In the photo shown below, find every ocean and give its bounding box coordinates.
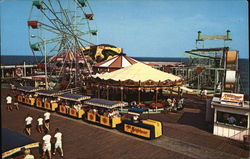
[1,55,249,96]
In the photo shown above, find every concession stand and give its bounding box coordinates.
[123,108,162,139]
[85,62,184,108]
[56,93,90,118]
[35,90,62,111]
[84,98,128,128]
[211,92,249,141]
[16,86,42,106]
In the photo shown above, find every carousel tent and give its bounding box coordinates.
[2,128,39,158]
[94,62,181,82]
[93,54,139,73]
[87,62,184,104]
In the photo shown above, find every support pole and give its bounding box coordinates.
[97,85,100,98]
[2,68,4,78]
[106,85,109,100]
[138,87,141,104]
[178,86,180,100]
[120,87,123,102]
[12,69,15,78]
[24,61,26,77]
[155,88,158,103]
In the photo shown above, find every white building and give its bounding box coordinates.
[211,93,249,141]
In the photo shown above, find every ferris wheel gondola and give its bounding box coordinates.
[28,0,98,89]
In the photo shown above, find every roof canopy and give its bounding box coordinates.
[85,98,128,109]
[91,62,183,87]
[128,108,147,115]
[2,128,39,158]
[93,55,138,68]
[36,90,62,96]
[56,93,90,102]
[16,86,42,92]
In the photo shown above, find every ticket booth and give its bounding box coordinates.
[211,92,249,141]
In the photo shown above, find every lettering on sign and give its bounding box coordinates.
[200,35,227,40]
[221,92,244,106]
[124,124,150,138]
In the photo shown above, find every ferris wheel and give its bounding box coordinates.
[28,0,98,89]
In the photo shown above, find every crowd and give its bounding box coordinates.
[5,93,64,159]
[24,111,64,159]
[165,97,185,112]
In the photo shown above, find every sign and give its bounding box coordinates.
[200,35,227,40]
[124,124,150,138]
[221,92,244,106]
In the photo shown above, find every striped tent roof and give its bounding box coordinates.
[93,55,138,68]
[49,51,92,63]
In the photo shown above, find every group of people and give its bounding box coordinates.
[166,97,185,112]
[42,128,64,159]
[24,111,51,136]
[89,108,121,118]
[24,111,64,159]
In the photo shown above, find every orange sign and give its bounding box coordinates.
[221,92,244,106]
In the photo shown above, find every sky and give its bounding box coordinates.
[0,0,249,58]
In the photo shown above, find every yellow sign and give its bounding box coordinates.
[200,35,227,40]
[124,124,151,138]
[221,92,244,106]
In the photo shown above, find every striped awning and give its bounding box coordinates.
[94,55,138,68]
[85,98,128,109]
[56,93,90,102]
[16,86,42,93]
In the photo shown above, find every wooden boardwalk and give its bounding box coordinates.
[1,88,249,159]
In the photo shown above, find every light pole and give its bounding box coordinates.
[31,35,48,90]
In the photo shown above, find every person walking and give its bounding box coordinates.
[6,94,13,111]
[53,128,64,157]
[13,92,19,110]
[41,132,52,159]
[25,114,33,136]
[44,111,51,131]
[37,115,44,134]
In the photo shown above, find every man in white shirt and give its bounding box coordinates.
[25,114,33,136]
[53,128,64,157]
[42,132,52,159]
[6,94,13,111]
[37,116,44,133]
[44,111,51,131]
